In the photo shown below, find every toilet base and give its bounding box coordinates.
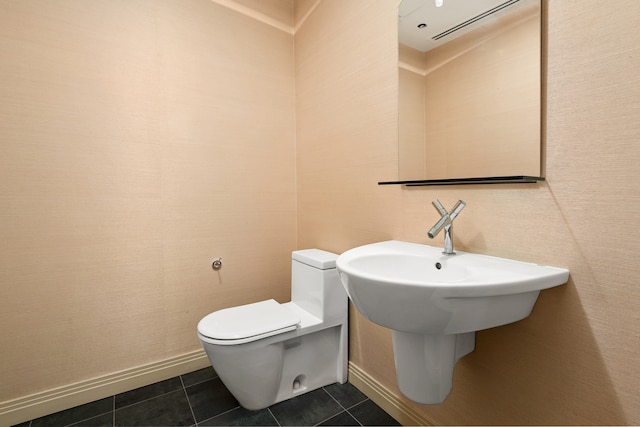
[204,323,348,410]
[274,325,347,404]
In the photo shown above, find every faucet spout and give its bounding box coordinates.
[427,199,466,255]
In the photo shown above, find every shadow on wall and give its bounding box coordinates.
[447,278,626,425]
[350,274,627,425]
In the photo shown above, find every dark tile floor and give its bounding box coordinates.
[14,367,401,426]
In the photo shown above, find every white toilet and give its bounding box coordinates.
[197,249,348,410]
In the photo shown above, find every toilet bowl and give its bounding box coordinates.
[197,249,348,410]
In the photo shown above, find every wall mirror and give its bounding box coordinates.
[383,0,543,186]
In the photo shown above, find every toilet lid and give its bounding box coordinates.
[198,299,300,344]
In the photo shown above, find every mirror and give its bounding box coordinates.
[393,0,542,185]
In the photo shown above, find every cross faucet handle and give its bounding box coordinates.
[449,200,466,220]
[432,199,448,216]
[428,199,466,255]
[431,199,466,220]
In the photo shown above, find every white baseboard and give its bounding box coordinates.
[0,349,210,427]
[348,362,435,426]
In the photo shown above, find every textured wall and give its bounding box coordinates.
[296,0,640,424]
[0,0,295,402]
[2,0,639,424]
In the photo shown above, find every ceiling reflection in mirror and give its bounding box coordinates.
[395,0,542,184]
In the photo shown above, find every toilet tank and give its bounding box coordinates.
[291,249,347,323]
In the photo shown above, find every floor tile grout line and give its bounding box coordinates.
[344,398,374,427]
[344,408,365,427]
[116,392,170,411]
[315,388,363,427]
[197,404,242,425]
[61,408,114,427]
[267,407,282,427]
[114,371,218,412]
[33,372,214,426]
[113,375,218,411]
[314,409,362,427]
[179,375,198,427]
[322,388,372,427]
[344,397,371,411]
[55,396,116,427]
[322,387,347,411]
[180,370,220,389]
[115,384,189,411]
[321,386,370,413]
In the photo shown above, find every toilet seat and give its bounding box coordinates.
[197,299,301,345]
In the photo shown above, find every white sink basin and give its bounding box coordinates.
[336,240,569,403]
[337,240,569,335]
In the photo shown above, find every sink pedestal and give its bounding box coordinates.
[392,331,475,404]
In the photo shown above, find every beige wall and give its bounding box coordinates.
[2,0,639,425]
[296,0,640,425]
[0,0,295,404]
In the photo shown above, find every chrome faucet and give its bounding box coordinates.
[427,199,466,255]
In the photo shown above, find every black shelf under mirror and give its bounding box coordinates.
[378,176,545,186]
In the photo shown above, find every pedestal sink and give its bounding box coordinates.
[336,240,569,404]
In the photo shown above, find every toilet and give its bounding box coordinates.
[197,249,348,410]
